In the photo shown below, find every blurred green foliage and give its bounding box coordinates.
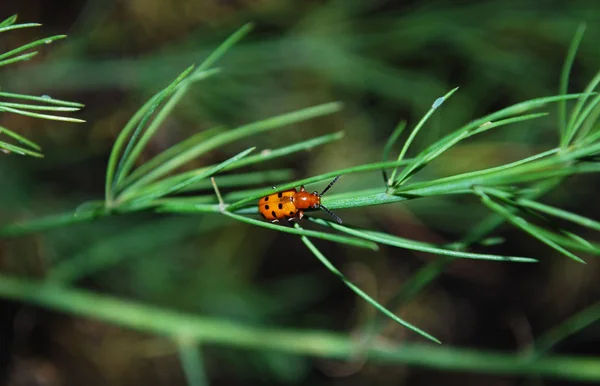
[1,1,599,385]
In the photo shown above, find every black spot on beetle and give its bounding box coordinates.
[271,210,277,218]
[278,192,283,198]
[289,211,294,216]
[265,205,270,210]
[264,197,269,201]
[278,203,283,209]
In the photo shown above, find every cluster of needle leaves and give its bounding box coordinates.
[1,23,599,346]
[0,14,84,157]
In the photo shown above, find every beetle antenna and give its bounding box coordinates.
[319,205,342,224]
[320,175,341,196]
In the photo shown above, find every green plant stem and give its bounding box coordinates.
[0,208,105,238]
[0,274,597,382]
[178,341,209,386]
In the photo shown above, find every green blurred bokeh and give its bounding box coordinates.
[1,0,599,385]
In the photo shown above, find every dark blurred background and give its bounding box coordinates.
[1,0,599,385]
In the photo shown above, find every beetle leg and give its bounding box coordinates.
[298,210,304,220]
[299,186,306,192]
[271,219,279,223]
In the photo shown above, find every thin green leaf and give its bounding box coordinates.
[0,15,18,28]
[123,126,224,184]
[571,92,600,143]
[120,147,256,204]
[0,105,85,122]
[388,92,589,191]
[563,71,600,147]
[559,23,586,136]
[0,92,84,107]
[0,35,66,61]
[388,87,458,185]
[468,198,600,256]
[296,223,440,343]
[178,341,209,386]
[393,112,549,188]
[0,23,41,34]
[515,198,600,232]
[0,124,41,150]
[382,120,407,185]
[0,140,43,157]
[118,69,220,183]
[128,131,344,195]
[391,149,600,199]
[225,131,345,171]
[475,189,586,263]
[542,232,600,254]
[105,93,161,205]
[391,148,558,196]
[0,52,38,67]
[117,24,252,188]
[0,102,80,112]
[410,94,585,178]
[155,201,219,214]
[324,189,407,210]
[121,102,343,195]
[197,23,253,72]
[460,187,597,255]
[222,211,379,251]
[113,65,195,189]
[310,218,537,263]
[155,169,295,196]
[0,208,105,238]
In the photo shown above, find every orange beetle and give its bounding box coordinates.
[258,175,342,224]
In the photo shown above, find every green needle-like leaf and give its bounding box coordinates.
[0,14,18,28]
[123,126,224,185]
[388,87,458,186]
[122,102,343,194]
[0,125,41,150]
[0,92,84,107]
[0,22,41,33]
[310,218,537,263]
[475,188,586,263]
[178,341,209,386]
[0,104,85,122]
[0,52,38,67]
[120,147,256,204]
[563,72,600,147]
[112,65,195,189]
[0,34,66,62]
[515,198,600,232]
[222,211,379,251]
[0,140,43,157]
[105,93,160,204]
[126,131,344,196]
[558,23,586,137]
[382,120,407,185]
[296,223,441,343]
